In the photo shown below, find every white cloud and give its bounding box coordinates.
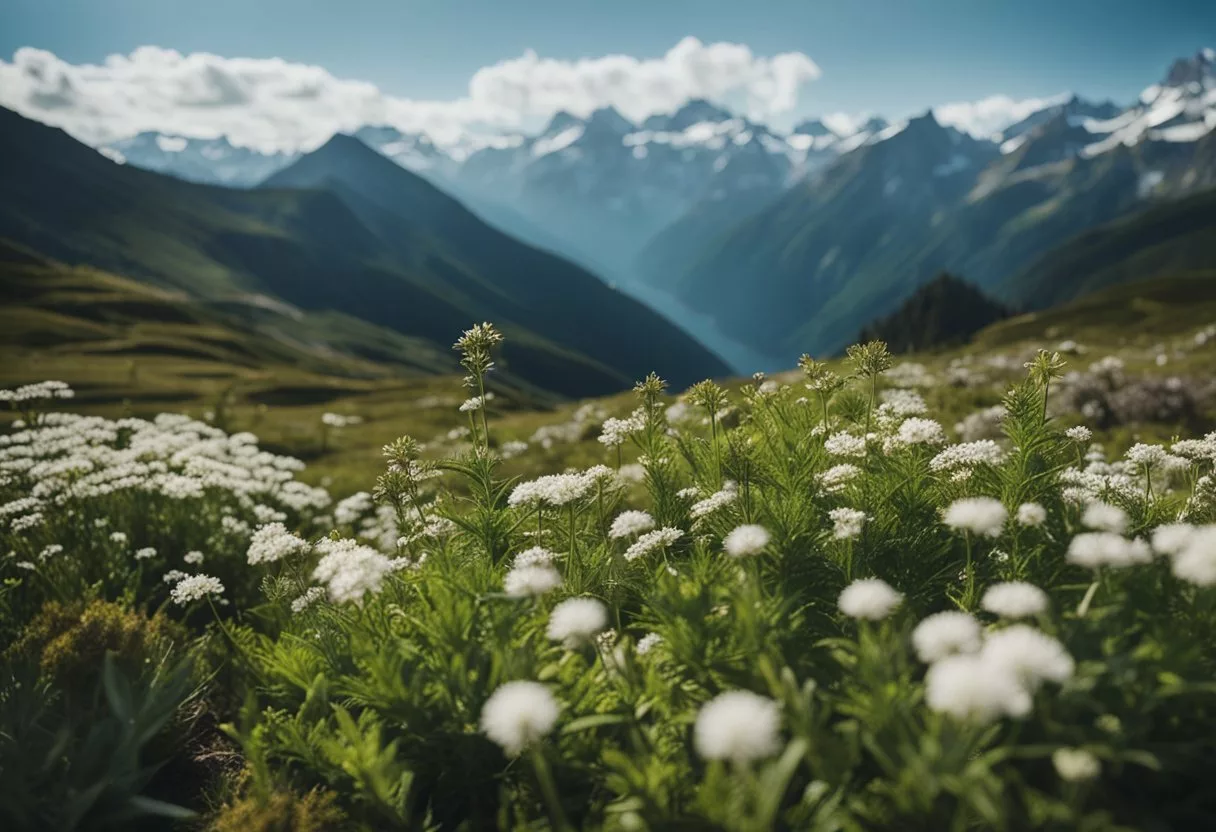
[0,38,821,152]
[933,93,1071,139]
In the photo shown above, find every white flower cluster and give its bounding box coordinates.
[0,380,75,404]
[890,418,947,448]
[1149,524,1216,586]
[829,507,867,540]
[247,522,310,565]
[480,681,560,756]
[981,581,1049,618]
[321,412,363,428]
[924,622,1074,723]
[930,440,1007,473]
[693,690,781,763]
[609,510,656,539]
[819,464,861,494]
[838,578,902,620]
[624,527,683,562]
[547,597,608,647]
[824,431,867,458]
[723,524,770,557]
[170,573,225,605]
[598,410,646,447]
[943,498,1008,538]
[508,467,618,509]
[1066,532,1151,570]
[311,537,395,604]
[689,483,738,521]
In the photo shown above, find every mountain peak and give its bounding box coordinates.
[585,106,634,134]
[542,110,582,136]
[1163,48,1216,87]
[792,118,834,137]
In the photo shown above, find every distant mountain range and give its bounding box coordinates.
[12,47,1216,374]
[661,49,1216,361]
[0,107,729,397]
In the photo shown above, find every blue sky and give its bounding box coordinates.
[1,0,1211,149]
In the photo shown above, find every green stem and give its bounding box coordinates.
[530,747,573,832]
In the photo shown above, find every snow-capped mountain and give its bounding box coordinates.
[103,132,297,187]
[1075,48,1216,157]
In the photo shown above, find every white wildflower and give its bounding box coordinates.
[693,691,781,763]
[819,464,861,494]
[1081,502,1128,534]
[183,550,204,565]
[134,546,157,560]
[982,625,1075,690]
[894,418,947,447]
[609,510,656,539]
[838,578,902,620]
[290,586,326,613]
[170,574,225,605]
[546,597,608,647]
[247,522,310,565]
[480,681,560,756]
[1053,748,1101,782]
[912,611,982,663]
[636,633,663,656]
[1152,523,1195,557]
[1015,503,1047,527]
[504,563,563,597]
[1066,532,1151,569]
[723,524,770,557]
[824,431,867,458]
[930,440,1007,472]
[829,507,867,540]
[624,527,683,562]
[312,539,394,604]
[925,653,1031,722]
[943,498,1008,538]
[1065,426,1093,443]
[981,582,1049,619]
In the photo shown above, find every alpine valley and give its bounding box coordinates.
[14,48,1216,375]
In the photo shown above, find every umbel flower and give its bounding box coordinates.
[982,582,1049,618]
[838,578,903,620]
[943,497,1008,538]
[723,524,770,557]
[609,510,656,539]
[170,574,225,605]
[912,611,982,663]
[693,690,782,763]
[546,597,609,647]
[480,681,560,756]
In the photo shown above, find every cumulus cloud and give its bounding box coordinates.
[933,92,1071,139]
[0,38,821,152]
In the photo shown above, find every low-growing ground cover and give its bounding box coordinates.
[4,315,1216,830]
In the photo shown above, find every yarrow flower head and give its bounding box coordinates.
[1065,425,1093,443]
[480,681,559,756]
[930,441,1007,472]
[829,507,867,540]
[1067,532,1151,570]
[183,550,204,565]
[1171,526,1216,586]
[636,632,663,656]
[943,498,1008,538]
[894,418,947,447]
[723,524,770,557]
[247,522,310,565]
[1016,502,1047,527]
[838,578,903,620]
[981,582,1049,619]
[824,431,867,458]
[624,527,683,562]
[170,574,225,605]
[1081,502,1128,534]
[819,464,861,494]
[504,563,563,598]
[546,597,609,647]
[512,546,556,568]
[609,510,656,539]
[1053,748,1101,782]
[134,546,157,560]
[912,611,982,663]
[693,691,782,763]
[925,653,1031,723]
[311,538,394,604]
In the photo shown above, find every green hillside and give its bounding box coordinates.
[0,108,728,398]
[999,186,1216,308]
